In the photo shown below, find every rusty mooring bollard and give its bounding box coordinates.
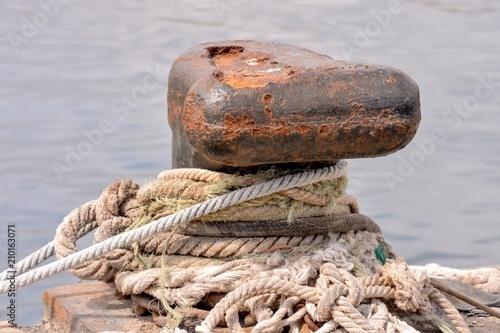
[168,40,420,171]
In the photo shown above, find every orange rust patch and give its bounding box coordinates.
[294,124,313,134]
[210,47,296,88]
[182,91,209,140]
[385,75,398,83]
[327,81,348,98]
[223,115,293,140]
[318,124,330,136]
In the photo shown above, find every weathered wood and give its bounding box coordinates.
[13,281,500,332]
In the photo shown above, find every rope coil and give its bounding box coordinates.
[0,161,480,333]
[0,161,350,292]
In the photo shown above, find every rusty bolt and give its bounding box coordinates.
[168,40,420,172]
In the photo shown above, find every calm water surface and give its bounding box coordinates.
[1,0,499,325]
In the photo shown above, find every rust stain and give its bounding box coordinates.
[294,124,313,134]
[327,80,348,98]
[222,115,293,140]
[182,92,204,131]
[262,93,273,104]
[209,46,297,88]
[385,75,398,83]
[318,124,330,136]
[264,106,273,117]
[168,40,421,170]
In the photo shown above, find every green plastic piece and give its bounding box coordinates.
[374,244,386,265]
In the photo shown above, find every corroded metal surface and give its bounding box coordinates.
[168,40,421,171]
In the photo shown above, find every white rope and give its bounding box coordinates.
[0,242,53,282]
[0,209,98,281]
[0,161,348,294]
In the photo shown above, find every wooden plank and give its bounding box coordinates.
[40,282,158,333]
[13,282,500,332]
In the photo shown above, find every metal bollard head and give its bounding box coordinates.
[168,40,420,172]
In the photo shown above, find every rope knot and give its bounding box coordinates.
[308,263,366,322]
[380,257,431,313]
[96,179,140,222]
[320,263,365,306]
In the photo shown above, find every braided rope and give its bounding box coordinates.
[157,168,230,183]
[0,161,348,293]
[140,232,328,258]
[195,260,465,333]
[197,278,320,332]
[0,161,476,333]
[158,168,335,206]
[0,200,98,281]
[429,288,471,333]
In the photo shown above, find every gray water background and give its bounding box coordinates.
[1,0,499,326]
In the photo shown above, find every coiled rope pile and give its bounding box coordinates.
[0,161,478,332]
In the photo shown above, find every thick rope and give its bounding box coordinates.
[61,160,354,281]
[429,288,471,333]
[430,277,500,319]
[112,233,472,333]
[411,263,500,294]
[140,232,329,258]
[176,213,375,237]
[114,231,380,307]
[194,260,453,333]
[43,159,354,281]
[0,200,98,281]
[158,168,338,206]
[0,161,477,333]
[0,161,348,293]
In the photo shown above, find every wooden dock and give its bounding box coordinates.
[1,282,498,333]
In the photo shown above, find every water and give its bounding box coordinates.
[1,0,499,326]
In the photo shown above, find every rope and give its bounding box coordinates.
[140,232,330,258]
[411,263,500,294]
[429,288,471,333]
[158,168,337,206]
[430,277,500,320]
[0,160,479,333]
[194,260,458,333]
[0,161,348,293]
[0,201,98,280]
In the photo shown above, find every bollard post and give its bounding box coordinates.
[168,40,420,172]
[36,41,495,333]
